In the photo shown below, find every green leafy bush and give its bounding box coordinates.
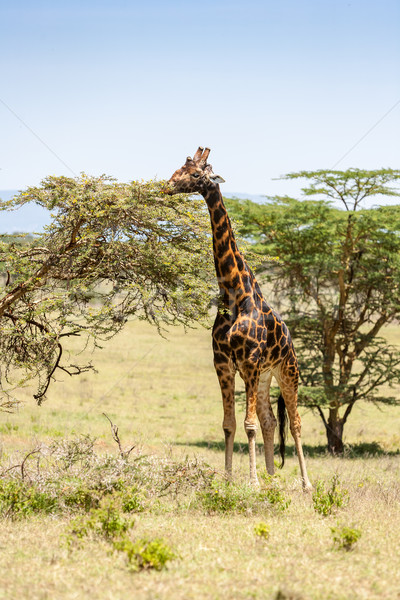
[119,487,145,514]
[331,524,361,551]
[0,479,57,519]
[197,478,291,514]
[67,496,134,543]
[261,477,291,512]
[198,480,254,513]
[113,537,177,572]
[61,482,102,512]
[312,475,349,516]
[65,493,176,572]
[254,522,270,540]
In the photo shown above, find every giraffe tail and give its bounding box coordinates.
[277,394,287,468]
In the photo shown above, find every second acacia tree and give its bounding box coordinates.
[226,168,400,453]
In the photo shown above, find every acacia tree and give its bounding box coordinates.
[0,175,214,408]
[226,169,400,453]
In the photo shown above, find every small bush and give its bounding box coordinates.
[0,480,57,519]
[65,493,176,572]
[331,524,361,551]
[119,488,145,514]
[61,482,102,512]
[197,477,291,515]
[262,485,291,512]
[312,475,349,516]
[113,537,177,572]
[67,496,134,543]
[254,521,270,540]
[197,480,254,514]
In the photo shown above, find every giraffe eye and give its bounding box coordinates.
[192,173,200,178]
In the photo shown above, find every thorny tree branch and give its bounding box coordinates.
[0,447,42,481]
[20,448,41,482]
[103,413,136,460]
[3,311,83,404]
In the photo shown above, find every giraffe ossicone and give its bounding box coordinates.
[168,146,312,491]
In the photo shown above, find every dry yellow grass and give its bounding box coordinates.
[0,319,399,600]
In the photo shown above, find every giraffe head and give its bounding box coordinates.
[167,147,225,195]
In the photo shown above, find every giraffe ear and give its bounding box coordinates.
[209,174,225,184]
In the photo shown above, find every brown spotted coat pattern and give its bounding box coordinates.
[168,147,311,489]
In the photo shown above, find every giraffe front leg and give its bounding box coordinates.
[243,367,260,487]
[215,361,236,479]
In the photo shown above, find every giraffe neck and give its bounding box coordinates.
[204,186,261,310]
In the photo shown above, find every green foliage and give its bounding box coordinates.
[198,480,249,513]
[263,485,292,512]
[198,477,291,514]
[67,496,134,542]
[312,475,349,516]
[0,479,57,519]
[0,435,218,523]
[64,483,176,572]
[254,521,270,540]
[61,480,105,512]
[331,524,362,551]
[112,537,177,572]
[119,486,145,514]
[260,474,292,511]
[225,168,400,452]
[0,175,215,407]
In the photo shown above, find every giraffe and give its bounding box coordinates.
[167,147,312,490]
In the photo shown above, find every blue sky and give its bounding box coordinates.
[1,0,399,201]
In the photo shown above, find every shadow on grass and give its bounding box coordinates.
[174,440,400,459]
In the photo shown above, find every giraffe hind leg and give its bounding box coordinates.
[282,399,312,491]
[274,368,312,491]
[288,406,312,491]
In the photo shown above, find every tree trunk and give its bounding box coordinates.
[326,409,344,455]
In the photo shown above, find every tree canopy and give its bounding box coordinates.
[0,175,215,408]
[225,168,400,453]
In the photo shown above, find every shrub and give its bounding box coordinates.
[61,482,102,512]
[312,475,349,516]
[331,524,362,551]
[113,537,177,572]
[65,494,177,572]
[67,496,134,543]
[197,480,254,514]
[254,521,270,540]
[119,487,145,514]
[197,477,291,515]
[261,477,291,512]
[0,479,57,519]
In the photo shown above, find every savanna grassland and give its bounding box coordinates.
[0,319,399,600]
